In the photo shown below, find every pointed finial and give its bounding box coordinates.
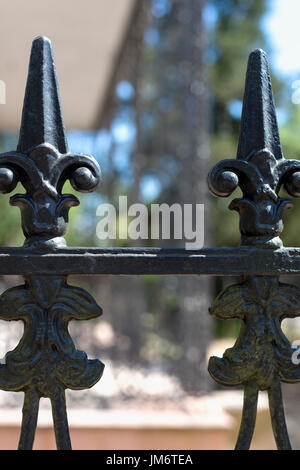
[207,48,300,248]
[17,36,68,154]
[237,48,282,161]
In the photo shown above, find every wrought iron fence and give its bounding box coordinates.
[0,36,299,450]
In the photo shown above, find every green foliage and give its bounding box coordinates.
[279,107,300,247]
[0,193,24,246]
[208,0,268,132]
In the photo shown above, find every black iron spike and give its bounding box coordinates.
[17,36,68,154]
[237,48,283,161]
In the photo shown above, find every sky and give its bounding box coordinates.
[263,0,300,77]
[213,0,300,123]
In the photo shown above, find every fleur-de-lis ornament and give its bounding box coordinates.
[208,50,300,449]
[0,37,104,450]
[208,49,300,248]
[0,36,100,249]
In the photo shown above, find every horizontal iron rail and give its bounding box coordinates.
[0,246,299,275]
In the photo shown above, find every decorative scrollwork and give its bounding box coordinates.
[209,276,300,389]
[208,275,300,449]
[0,144,100,249]
[0,276,104,394]
[0,275,104,449]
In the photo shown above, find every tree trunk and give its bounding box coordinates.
[175,0,213,394]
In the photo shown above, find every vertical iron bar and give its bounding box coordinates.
[51,387,72,450]
[268,376,291,450]
[18,388,40,450]
[235,382,258,450]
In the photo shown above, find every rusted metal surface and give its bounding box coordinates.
[0,247,298,275]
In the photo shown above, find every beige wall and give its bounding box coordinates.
[0,426,230,451]
[0,0,136,131]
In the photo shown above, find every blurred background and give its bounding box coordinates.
[0,0,300,450]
